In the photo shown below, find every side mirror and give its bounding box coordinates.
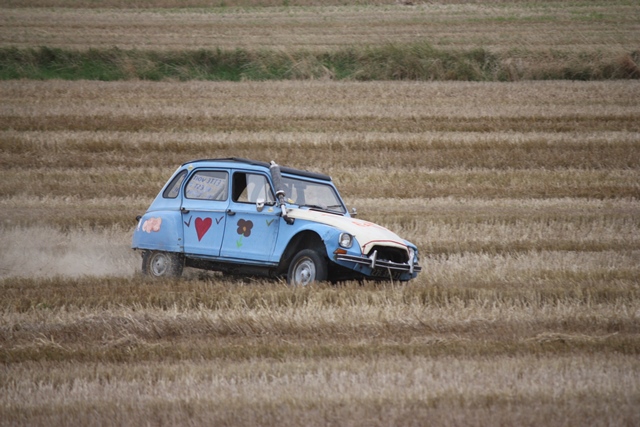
[270,161,294,225]
[256,198,265,212]
[351,207,357,217]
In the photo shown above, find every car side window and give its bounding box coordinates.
[232,173,275,204]
[185,170,229,201]
[162,170,188,199]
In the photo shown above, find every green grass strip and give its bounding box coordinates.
[1,45,639,81]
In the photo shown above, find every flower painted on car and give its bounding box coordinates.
[236,219,253,237]
[142,217,162,233]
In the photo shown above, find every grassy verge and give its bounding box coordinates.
[1,45,639,81]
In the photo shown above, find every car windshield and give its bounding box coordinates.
[282,176,345,214]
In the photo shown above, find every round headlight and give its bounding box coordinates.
[339,232,353,249]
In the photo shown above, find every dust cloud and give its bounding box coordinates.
[0,227,138,278]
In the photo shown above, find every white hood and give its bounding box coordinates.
[287,208,408,255]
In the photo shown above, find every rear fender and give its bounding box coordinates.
[132,212,184,253]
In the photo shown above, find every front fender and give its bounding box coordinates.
[274,219,348,261]
[132,211,184,253]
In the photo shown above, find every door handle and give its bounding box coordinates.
[226,209,236,216]
[180,207,190,214]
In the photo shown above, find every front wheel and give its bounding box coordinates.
[141,250,184,278]
[287,249,327,286]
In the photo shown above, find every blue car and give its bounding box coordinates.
[132,158,421,285]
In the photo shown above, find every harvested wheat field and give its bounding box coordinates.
[1,0,640,425]
[3,1,639,53]
[1,78,639,426]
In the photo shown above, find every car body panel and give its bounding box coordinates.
[133,211,183,253]
[180,199,227,257]
[220,200,282,263]
[287,208,409,255]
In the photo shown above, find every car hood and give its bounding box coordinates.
[287,208,408,255]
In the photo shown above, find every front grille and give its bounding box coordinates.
[367,245,408,264]
[334,246,421,277]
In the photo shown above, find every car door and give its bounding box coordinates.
[220,170,280,263]
[181,169,229,257]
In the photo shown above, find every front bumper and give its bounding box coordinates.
[335,249,421,280]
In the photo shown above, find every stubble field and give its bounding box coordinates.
[2,78,639,426]
[1,1,640,426]
[3,1,639,53]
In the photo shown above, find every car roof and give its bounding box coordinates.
[182,157,332,182]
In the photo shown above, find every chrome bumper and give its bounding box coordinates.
[335,250,422,275]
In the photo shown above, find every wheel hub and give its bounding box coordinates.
[151,254,168,276]
[294,259,315,285]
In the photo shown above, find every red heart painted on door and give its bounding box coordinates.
[195,217,212,241]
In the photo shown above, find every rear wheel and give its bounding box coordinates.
[287,249,327,286]
[141,250,184,278]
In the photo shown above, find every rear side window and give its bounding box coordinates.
[185,170,229,201]
[163,170,188,199]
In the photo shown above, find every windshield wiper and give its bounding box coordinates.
[300,204,328,210]
[300,204,343,214]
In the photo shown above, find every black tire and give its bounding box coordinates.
[141,250,184,278]
[287,249,327,286]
